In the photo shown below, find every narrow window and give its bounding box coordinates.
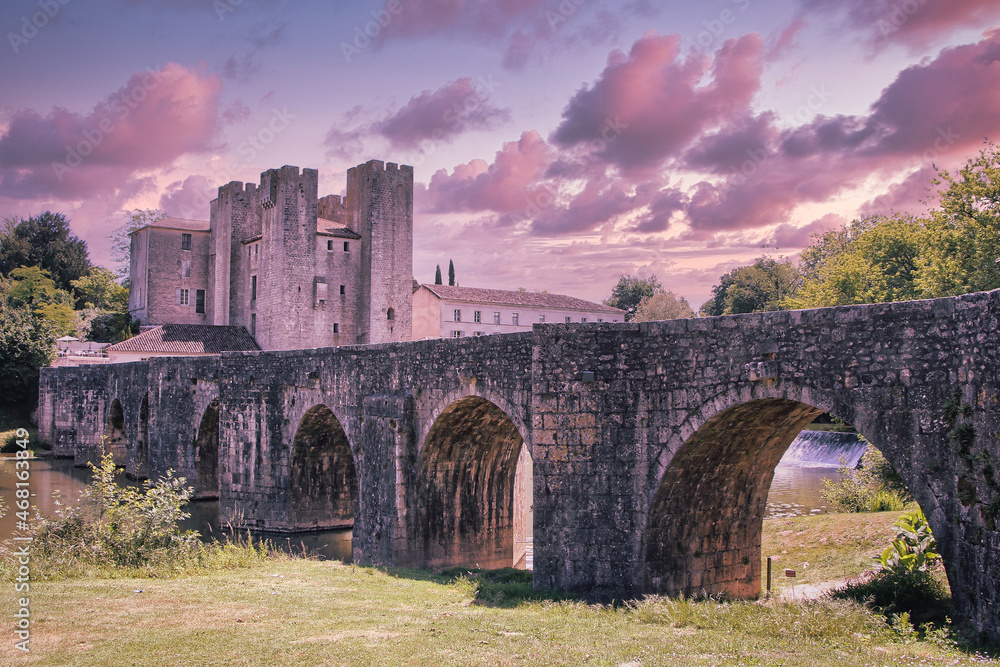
[327,240,333,251]
[387,307,395,321]
[539,314,545,323]
[248,247,252,259]
[340,285,345,295]
[181,260,191,278]
[474,310,481,323]
[512,313,519,326]
[581,317,588,323]
[251,275,257,301]
[493,312,500,325]
[565,316,572,323]
[195,289,205,314]
[343,241,350,252]
[333,323,339,333]
[598,318,603,323]
[181,233,192,250]
[454,309,462,322]
[250,313,256,336]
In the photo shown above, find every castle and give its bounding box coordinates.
[128,160,413,350]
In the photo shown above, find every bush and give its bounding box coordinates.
[821,442,912,512]
[834,567,950,628]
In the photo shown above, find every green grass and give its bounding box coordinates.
[0,511,996,666]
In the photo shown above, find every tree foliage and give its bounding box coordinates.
[700,255,801,316]
[0,303,54,404]
[109,209,164,279]
[632,291,695,321]
[448,259,455,286]
[72,267,128,312]
[434,264,442,285]
[0,212,90,291]
[604,275,662,320]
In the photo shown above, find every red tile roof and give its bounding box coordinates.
[105,325,259,354]
[418,284,625,314]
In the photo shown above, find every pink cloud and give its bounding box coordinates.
[0,63,221,201]
[376,78,510,150]
[799,0,1000,51]
[551,32,764,173]
[859,164,941,217]
[159,174,216,220]
[421,130,556,215]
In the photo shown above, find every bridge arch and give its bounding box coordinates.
[288,404,357,530]
[131,393,150,480]
[642,384,941,601]
[416,393,532,570]
[103,398,126,466]
[192,399,221,499]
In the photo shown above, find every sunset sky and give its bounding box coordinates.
[2,0,999,308]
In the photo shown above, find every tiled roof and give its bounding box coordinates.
[105,325,259,354]
[317,218,361,239]
[418,284,625,314]
[130,217,210,234]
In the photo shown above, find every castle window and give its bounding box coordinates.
[343,241,350,252]
[175,288,189,306]
[581,317,588,323]
[251,275,257,301]
[248,247,252,258]
[195,289,205,314]
[474,310,481,323]
[181,260,191,278]
[539,315,545,323]
[565,316,572,323]
[327,240,333,251]
[251,313,256,336]
[512,313,519,326]
[181,233,192,250]
[340,285,346,295]
[333,323,339,333]
[387,307,395,321]
[493,312,500,325]
[453,309,461,322]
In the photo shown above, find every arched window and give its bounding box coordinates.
[387,307,395,321]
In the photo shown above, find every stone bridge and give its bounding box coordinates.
[38,289,1000,641]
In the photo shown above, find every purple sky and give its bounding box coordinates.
[2,0,999,308]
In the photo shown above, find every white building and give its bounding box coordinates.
[412,284,626,339]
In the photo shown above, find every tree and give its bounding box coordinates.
[604,275,662,321]
[632,291,695,321]
[5,266,68,309]
[0,212,91,291]
[109,209,164,279]
[434,264,442,285]
[71,267,129,312]
[448,259,455,286]
[0,304,54,406]
[700,256,801,315]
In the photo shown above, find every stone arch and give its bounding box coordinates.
[641,388,935,600]
[289,404,357,530]
[103,398,126,466]
[416,395,531,570]
[192,399,221,499]
[419,386,531,459]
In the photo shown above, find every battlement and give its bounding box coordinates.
[318,194,348,225]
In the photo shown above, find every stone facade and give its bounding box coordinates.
[130,160,413,350]
[38,289,1000,642]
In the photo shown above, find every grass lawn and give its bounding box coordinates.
[0,511,995,666]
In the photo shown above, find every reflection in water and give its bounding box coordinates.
[0,457,352,562]
[766,463,844,519]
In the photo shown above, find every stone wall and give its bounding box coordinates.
[37,290,1000,641]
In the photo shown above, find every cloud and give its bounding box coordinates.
[0,63,222,201]
[798,0,1000,51]
[159,174,216,220]
[375,78,510,150]
[551,32,764,174]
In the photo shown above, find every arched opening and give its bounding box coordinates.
[193,399,220,499]
[386,307,395,321]
[289,405,357,530]
[103,399,127,467]
[133,393,150,480]
[417,396,530,570]
[644,398,825,598]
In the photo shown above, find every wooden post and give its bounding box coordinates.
[766,556,772,594]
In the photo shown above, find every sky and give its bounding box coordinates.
[2,0,1000,309]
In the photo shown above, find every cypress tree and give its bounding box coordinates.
[448,259,455,286]
[434,264,442,284]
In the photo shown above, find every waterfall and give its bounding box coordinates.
[779,430,868,467]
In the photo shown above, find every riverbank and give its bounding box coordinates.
[1,512,995,666]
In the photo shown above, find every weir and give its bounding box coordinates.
[780,430,868,467]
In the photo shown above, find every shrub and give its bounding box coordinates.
[821,442,912,512]
[878,508,940,573]
[834,567,950,628]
